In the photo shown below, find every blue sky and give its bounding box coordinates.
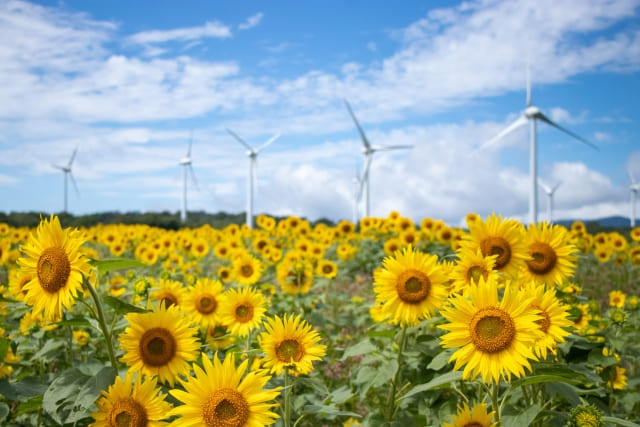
[1,0,639,226]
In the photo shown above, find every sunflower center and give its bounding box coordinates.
[526,242,557,275]
[322,265,333,274]
[470,307,516,353]
[159,294,178,308]
[467,266,485,284]
[240,265,253,277]
[202,388,249,427]
[463,423,484,427]
[235,304,254,323]
[37,247,71,293]
[276,339,304,363]
[531,304,551,333]
[139,327,176,367]
[395,269,431,304]
[480,237,512,269]
[109,397,148,427]
[196,294,217,314]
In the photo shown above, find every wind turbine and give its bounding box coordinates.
[538,178,562,224]
[351,161,361,225]
[344,99,413,218]
[629,169,640,228]
[52,147,79,213]
[226,129,280,229]
[477,66,597,225]
[179,132,199,224]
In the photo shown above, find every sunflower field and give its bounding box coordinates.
[0,212,639,427]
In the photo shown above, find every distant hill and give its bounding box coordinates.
[556,216,635,233]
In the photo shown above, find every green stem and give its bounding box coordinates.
[283,368,292,427]
[386,325,408,421]
[491,381,501,425]
[83,277,118,372]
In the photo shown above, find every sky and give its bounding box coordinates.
[0,0,639,227]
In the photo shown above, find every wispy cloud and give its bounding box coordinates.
[238,12,263,30]
[128,21,231,45]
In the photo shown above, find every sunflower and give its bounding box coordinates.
[149,279,186,309]
[609,290,626,308]
[443,402,497,427]
[462,213,528,279]
[258,314,326,376]
[118,303,200,386]
[439,277,542,383]
[524,284,573,360]
[316,259,338,279]
[451,247,498,293]
[217,265,232,283]
[184,278,224,329]
[190,237,210,258]
[218,287,267,337]
[90,371,172,427]
[169,352,280,427]
[521,222,577,286]
[276,260,314,295]
[17,215,91,321]
[373,245,448,326]
[206,324,236,350]
[383,238,402,256]
[608,366,628,390]
[232,252,265,286]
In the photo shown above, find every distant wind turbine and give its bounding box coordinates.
[52,147,79,213]
[476,65,597,225]
[179,131,200,224]
[226,129,280,229]
[629,169,640,228]
[344,99,413,218]
[352,161,361,225]
[538,178,562,224]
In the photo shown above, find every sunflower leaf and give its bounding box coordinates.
[399,370,463,400]
[0,338,10,361]
[602,416,640,426]
[102,295,148,314]
[341,339,377,360]
[302,404,361,418]
[501,404,541,427]
[89,258,146,274]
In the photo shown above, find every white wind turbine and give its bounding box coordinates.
[344,99,413,218]
[538,178,562,224]
[179,132,199,224]
[52,146,79,213]
[629,169,640,228]
[477,66,597,225]
[351,161,362,225]
[226,129,280,229]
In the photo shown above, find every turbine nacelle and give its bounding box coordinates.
[524,105,541,118]
[179,157,191,166]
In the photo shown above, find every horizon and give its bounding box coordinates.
[1,0,639,227]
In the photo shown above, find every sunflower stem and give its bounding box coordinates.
[283,367,292,427]
[386,325,407,421]
[491,381,501,424]
[83,276,118,372]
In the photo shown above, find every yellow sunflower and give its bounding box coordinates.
[451,247,498,293]
[17,215,91,321]
[276,259,314,295]
[609,290,626,308]
[521,222,577,286]
[383,238,403,256]
[439,277,541,383]
[316,259,338,279]
[608,366,628,390]
[206,324,236,350]
[258,314,326,376]
[90,371,172,427]
[217,265,232,283]
[149,279,186,309]
[184,278,224,329]
[524,284,573,360]
[462,213,528,279]
[218,287,267,337]
[169,352,281,427]
[373,245,448,326]
[443,402,497,427]
[118,304,200,386]
[232,252,265,286]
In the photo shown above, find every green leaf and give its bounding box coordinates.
[602,417,640,427]
[501,404,541,427]
[43,367,116,424]
[0,338,10,361]
[90,258,145,274]
[327,386,354,405]
[400,370,463,400]
[0,402,8,423]
[52,316,92,328]
[102,295,148,314]
[31,339,65,360]
[342,339,377,360]
[302,404,361,417]
[426,348,454,371]
[510,374,582,389]
[14,395,43,417]
[0,377,48,401]
[367,329,397,339]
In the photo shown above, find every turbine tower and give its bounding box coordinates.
[344,99,413,218]
[226,129,280,229]
[52,147,79,213]
[179,132,199,224]
[477,66,597,225]
[538,179,562,224]
[630,169,640,228]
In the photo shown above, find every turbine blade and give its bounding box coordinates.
[551,181,562,194]
[373,144,413,152]
[476,115,528,152]
[52,163,65,171]
[534,112,598,150]
[69,172,80,197]
[344,98,372,150]
[628,167,637,185]
[188,164,200,191]
[357,155,372,201]
[226,128,253,151]
[537,177,551,194]
[526,60,532,107]
[256,133,280,153]
[67,146,78,168]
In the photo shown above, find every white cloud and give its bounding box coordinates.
[127,21,231,45]
[238,12,263,31]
